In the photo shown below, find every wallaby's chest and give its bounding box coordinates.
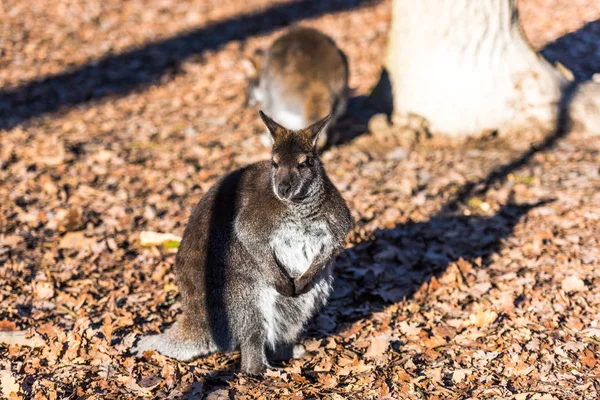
[270,218,334,278]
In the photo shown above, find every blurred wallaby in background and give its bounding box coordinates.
[244,26,350,149]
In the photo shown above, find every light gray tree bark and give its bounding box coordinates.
[371,0,600,137]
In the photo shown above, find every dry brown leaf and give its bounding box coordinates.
[59,208,83,231]
[314,359,333,372]
[139,231,182,247]
[423,335,447,349]
[33,282,54,300]
[102,316,113,344]
[35,136,65,166]
[584,328,600,338]
[0,371,20,397]
[316,373,338,389]
[303,339,322,352]
[353,360,374,373]
[466,310,498,328]
[337,354,357,367]
[581,349,596,368]
[58,232,96,250]
[1,235,23,248]
[151,263,170,282]
[0,320,17,332]
[452,369,472,384]
[512,394,559,400]
[37,323,61,339]
[118,376,159,394]
[399,321,421,337]
[364,335,389,358]
[561,276,586,292]
[0,331,44,348]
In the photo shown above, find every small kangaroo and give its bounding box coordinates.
[133,111,352,374]
[243,26,350,149]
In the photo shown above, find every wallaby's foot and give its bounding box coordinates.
[267,343,306,362]
[132,319,212,362]
[292,344,306,359]
[133,332,205,361]
[241,332,269,374]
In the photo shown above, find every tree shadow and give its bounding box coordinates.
[183,68,576,397]
[0,0,380,131]
[310,196,552,338]
[309,68,582,339]
[541,19,600,82]
[325,69,392,148]
[315,18,600,327]
[179,12,598,397]
[325,94,382,148]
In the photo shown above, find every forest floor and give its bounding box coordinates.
[1,0,600,399]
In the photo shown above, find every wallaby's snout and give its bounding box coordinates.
[277,180,293,199]
[272,159,302,201]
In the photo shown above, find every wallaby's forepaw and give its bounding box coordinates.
[293,275,313,296]
[274,277,295,297]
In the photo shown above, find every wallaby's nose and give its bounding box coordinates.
[278,182,292,198]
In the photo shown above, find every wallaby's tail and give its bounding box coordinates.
[132,316,217,361]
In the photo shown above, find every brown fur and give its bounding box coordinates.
[245,27,350,147]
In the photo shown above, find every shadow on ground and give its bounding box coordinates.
[308,16,600,339]
[164,13,598,400]
[0,0,379,131]
[181,49,583,400]
[541,19,600,81]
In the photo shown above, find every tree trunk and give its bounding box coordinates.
[372,0,600,137]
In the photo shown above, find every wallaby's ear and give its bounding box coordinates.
[303,114,332,147]
[241,58,257,77]
[241,49,264,78]
[259,110,287,143]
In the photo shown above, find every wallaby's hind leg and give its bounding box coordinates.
[267,343,307,362]
[133,316,216,361]
[240,330,269,374]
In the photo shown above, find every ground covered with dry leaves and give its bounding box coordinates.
[1,0,600,399]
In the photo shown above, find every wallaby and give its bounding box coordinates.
[133,111,352,374]
[243,26,350,149]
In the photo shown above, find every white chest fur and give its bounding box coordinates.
[271,108,306,131]
[270,219,334,278]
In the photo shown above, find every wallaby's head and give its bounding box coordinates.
[259,110,331,203]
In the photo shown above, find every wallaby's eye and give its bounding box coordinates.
[297,157,312,169]
[272,161,279,169]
